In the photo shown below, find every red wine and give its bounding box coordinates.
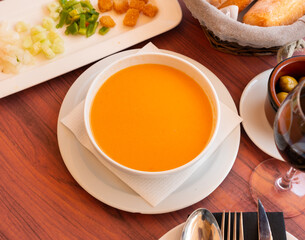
[274,89,305,172]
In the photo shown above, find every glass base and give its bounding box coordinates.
[250,159,305,218]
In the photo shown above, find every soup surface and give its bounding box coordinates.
[90,64,216,172]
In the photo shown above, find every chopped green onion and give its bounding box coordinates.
[69,9,79,17]
[78,14,87,35]
[87,13,98,23]
[65,22,79,35]
[56,10,68,28]
[65,16,72,25]
[72,3,82,10]
[56,0,99,37]
[59,0,67,6]
[63,0,79,9]
[98,26,110,35]
[80,1,93,10]
[70,15,80,22]
[86,22,98,37]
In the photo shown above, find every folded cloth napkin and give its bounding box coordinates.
[213,212,287,240]
[61,44,242,207]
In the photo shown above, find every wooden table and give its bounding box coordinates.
[1,1,304,239]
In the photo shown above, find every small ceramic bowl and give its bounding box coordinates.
[84,52,220,177]
[265,55,305,125]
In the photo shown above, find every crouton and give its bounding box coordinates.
[99,15,116,27]
[142,4,158,17]
[123,8,140,27]
[113,0,129,14]
[98,0,113,12]
[129,0,145,11]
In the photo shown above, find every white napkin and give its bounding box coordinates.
[220,5,239,21]
[61,44,242,207]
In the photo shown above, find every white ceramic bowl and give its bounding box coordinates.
[84,52,220,177]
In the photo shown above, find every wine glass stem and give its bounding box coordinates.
[276,167,297,190]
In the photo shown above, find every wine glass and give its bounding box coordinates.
[250,79,305,218]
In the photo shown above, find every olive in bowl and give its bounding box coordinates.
[276,75,300,103]
[265,55,305,125]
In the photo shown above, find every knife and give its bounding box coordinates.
[258,199,273,240]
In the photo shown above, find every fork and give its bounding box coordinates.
[221,211,244,240]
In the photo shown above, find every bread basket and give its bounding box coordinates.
[183,0,305,55]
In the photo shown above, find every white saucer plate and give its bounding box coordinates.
[239,69,283,160]
[159,223,297,240]
[57,49,241,214]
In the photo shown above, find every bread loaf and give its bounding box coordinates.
[243,0,305,26]
[219,0,254,12]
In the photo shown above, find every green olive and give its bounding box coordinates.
[279,75,298,92]
[299,76,305,82]
[277,92,288,103]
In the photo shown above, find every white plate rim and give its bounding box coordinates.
[57,48,241,214]
[159,223,298,240]
[239,69,283,160]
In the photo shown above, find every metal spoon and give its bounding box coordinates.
[181,208,222,240]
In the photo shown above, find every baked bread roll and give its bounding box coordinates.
[219,0,254,12]
[243,0,305,26]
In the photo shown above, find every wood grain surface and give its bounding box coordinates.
[1,1,305,239]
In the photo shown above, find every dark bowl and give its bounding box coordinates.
[265,55,305,125]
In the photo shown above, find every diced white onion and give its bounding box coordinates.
[0,22,33,74]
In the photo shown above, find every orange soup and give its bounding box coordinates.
[90,64,216,172]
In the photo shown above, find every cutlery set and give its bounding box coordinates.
[258,200,273,240]
[221,211,244,240]
[182,200,273,240]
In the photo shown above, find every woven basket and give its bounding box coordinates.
[201,26,280,56]
[183,0,305,56]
